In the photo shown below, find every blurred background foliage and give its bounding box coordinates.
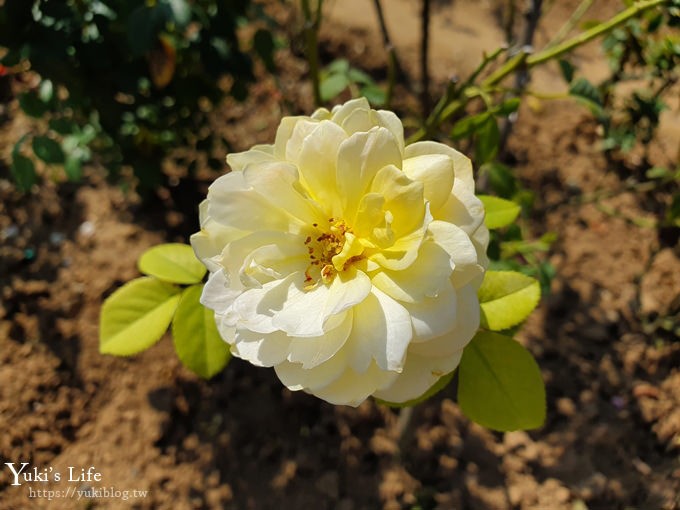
[0,0,278,191]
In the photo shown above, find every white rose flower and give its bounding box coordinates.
[191,98,488,406]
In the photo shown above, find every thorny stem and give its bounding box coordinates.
[372,0,409,107]
[420,0,432,117]
[504,0,518,45]
[301,0,323,107]
[406,0,669,144]
[500,0,543,154]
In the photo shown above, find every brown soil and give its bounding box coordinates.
[1,1,679,509]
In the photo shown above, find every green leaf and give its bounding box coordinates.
[11,153,37,192]
[100,277,181,356]
[450,111,490,141]
[474,115,500,165]
[320,72,349,101]
[347,67,373,85]
[49,118,77,135]
[127,5,161,56]
[32,136,65,164]
[479,195,521,229]
[38,80,53,103]
[558,59,575,83]
[495,97,521,116]
[166,0,191,25]
[64,156,82,181]
[327,59,350,74]
[253,28,276,72]
[172,284,231,378]
[478,271,541,331]
[458,331,545,431]
[18,92,49,118]
[376,370,455,408]
[138,243,207,284]
[569,78,604,116]
[482,161,518,198]
[360,84,386,106]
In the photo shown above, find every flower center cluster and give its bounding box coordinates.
[303,218,364,289]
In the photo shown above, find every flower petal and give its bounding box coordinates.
[313,361,398,407]
[434,178,485,235]
[403,282,457,342]
[404,141,474,193]
[271,269,371,337]
[232,328,292,367]
[370,164,425,237]
[428,220,484,289]
[296,120,348,212]
[372,349,464,404]
[371,240,453,303]
[275,348,348,391]
[207,171,302,233]
[375,109,405,155]
[287,310,353,368]
[409,285,480,357]
[243,161,325,226]
[336,127,402,220]
[221,230,306,288]
[201,268,240,314]
[402,153,454,213]
[226,144,275,171]
[344,287,412,372]
[191,199,245,272]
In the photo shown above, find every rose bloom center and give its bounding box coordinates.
[304,218,365,288]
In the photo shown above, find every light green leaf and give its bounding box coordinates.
[320,72,349,101]
[458,331,545,431]
[64,156,82,181]
[478,195,521,229]
[360,84,386,106]
[100,277,181,355]
[376,370,455,408]
[138,243,207,284]
[478,271,541,331]
[172,284,231,378]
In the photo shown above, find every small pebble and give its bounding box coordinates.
[78,221,96,238]
[2,224,19,240]
[49,231,65,245]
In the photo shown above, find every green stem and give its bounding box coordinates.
[527,0,667,67]
[406,0,669,144]
[545,0,595,49]
[302,0,323,107]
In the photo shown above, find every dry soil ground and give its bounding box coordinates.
[0,1,679,509]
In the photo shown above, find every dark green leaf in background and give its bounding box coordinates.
[32,136,65,164]
[11,153,37,192]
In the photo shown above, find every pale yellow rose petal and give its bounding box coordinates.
[287,311,353,368]
[372,349,464,404]
[226,144,274,171]
[336,127,402,220]
[312,361,399,407]
[232,329,292,367]
[370,241,453,304]
[344,287,412,373]
[404,141,474,192]
[402,153,455,213]
[409,285,480,357]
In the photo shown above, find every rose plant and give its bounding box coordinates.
[100,99,545,431]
